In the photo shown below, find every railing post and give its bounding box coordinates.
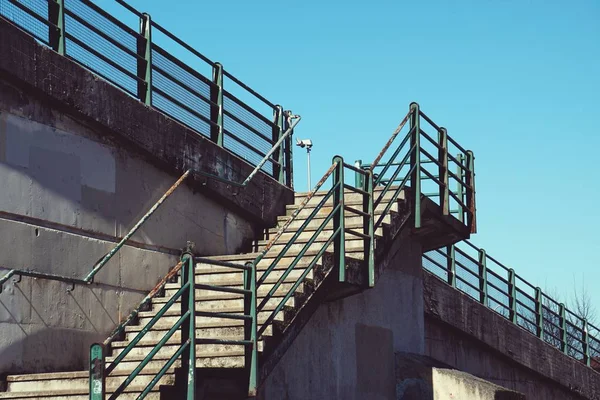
[48,0,65,55]
[447,245,456,288]
[332,156,346,282]
[465,150,477,233]
[508,268,517,323]
[535,287,544,338]
[180,244,196,399]
[583,318,591,366]
[559,303,568,354]
[478,249,488,306]
[364,169,375,287]
[354,160,364,188]
[438,128,450,216]
[283,110,294,188]
[210,62,224,146]
[409,102,421,229]
[272,106,284,183]
[89,343,105,400]
[456,154,465,223]
[136,13,152,105]
[245,262,258,395]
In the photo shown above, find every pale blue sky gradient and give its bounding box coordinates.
[117,0,600,308]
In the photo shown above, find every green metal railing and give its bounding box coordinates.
[89,251,257,399]
[0,0,293,185]
[358,102,476,234]
[423,240,600,368]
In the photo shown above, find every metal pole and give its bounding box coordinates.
[307,147,312,190]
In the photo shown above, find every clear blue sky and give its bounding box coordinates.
[117,0,599,309]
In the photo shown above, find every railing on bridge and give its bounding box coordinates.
[423,240,600,367]
[0,0,293,185]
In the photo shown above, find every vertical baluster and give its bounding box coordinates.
[466,150,477,233]
[136,13,152,105]
[245,262,258,396]
[478,249,488,306]
[409,102,421,229]
[365,169,375,287]
[456,154,465,223]
[583,318,591,366]
[272,106,284,182]
[211,63,224,146]
[447,245,456,288]
[560,303,568,354]
[535,287,544,338]
[89,343,105,400]
[284,111,294,188]
[332,156,346,282]
[508,269,517,324]
[48,0,65,55]
[438,128,449,215]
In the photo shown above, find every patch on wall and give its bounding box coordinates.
[355,323,395,399]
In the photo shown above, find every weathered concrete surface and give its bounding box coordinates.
[395,352,525,400]
[0,16,295,375]
[0,17,293,227]
[424,270,600,400]
[258,234,424,400]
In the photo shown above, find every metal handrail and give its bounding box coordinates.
[0,170,191,293]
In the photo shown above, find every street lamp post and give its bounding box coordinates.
[296,139,313,191]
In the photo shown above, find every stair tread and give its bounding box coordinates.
[111,335,248,349]
[0,385,161,397]
[106,349,244,362]
[5,366,176,382]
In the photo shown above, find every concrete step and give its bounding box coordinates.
[5,369,174,393]
[163,280,306,300]
[124,321,272,341]
[110,340,256,360]
[192,267,315,286]
[150,294,294,314]
[136,306,284,327]
[0,384,162,399]
[105,350,245,371]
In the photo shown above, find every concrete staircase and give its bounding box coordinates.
[0,188,405,399]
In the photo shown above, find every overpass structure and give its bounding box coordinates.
[0,1,598,399]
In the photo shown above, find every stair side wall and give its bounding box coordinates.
[258,234,424,400]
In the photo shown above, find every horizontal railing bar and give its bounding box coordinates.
[374,162,415,229]
[455,275,481,293]
[223,129,280,166]
[65,33,141,82]
[419,129,443,150]
[487,294,509,310]
[542,294,562,308]
[454,261,480,279]
[448,191,473,214]
[151,43,215,88]
[515,287,537,304]
[343,162,369,175]
[452,246,480,266]
[64,9,141,60]
[421,168,444,189]
[153,87,218,128]
[486,280,508,296]
[222,69,276,109]
[5,0,57,29]
[448,152,468,171]
[344,228,370,240]
[194,257,251,270]
[196,338,253,346]
[542,306,561,320]
[447,134,468,155]
[343,184,369,197]
[138,340,189,398]
[515,298,537,315]
[196,311,252,320]
[423,253,448,272]
[344,205,369,218]
[151,20,215,67]
[517,312,537,328]
[77,0,141,39]
[257,227,340,338]
[418,110,441,132]
[374,142,415,205]
[223,109,275,145]
[0,269,85,286]
[64,54,136,95]
[114,0,143,17]
[223,89,275,127]
[447,169,469,188]
[194,284,251,296]
[485,268,509,284]
[105,283,190,375]
[419,148,442,168]
[542,328,563,343]
[152,64,215,107]
[370,110,412,170]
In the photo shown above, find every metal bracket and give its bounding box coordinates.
[13,274,22,284]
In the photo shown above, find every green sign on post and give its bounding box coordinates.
[89,343,105,400]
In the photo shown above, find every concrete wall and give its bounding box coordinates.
[395,353,525,400]
[423,271,600,400]
[258,234,424,400]
[0,17,295,375]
